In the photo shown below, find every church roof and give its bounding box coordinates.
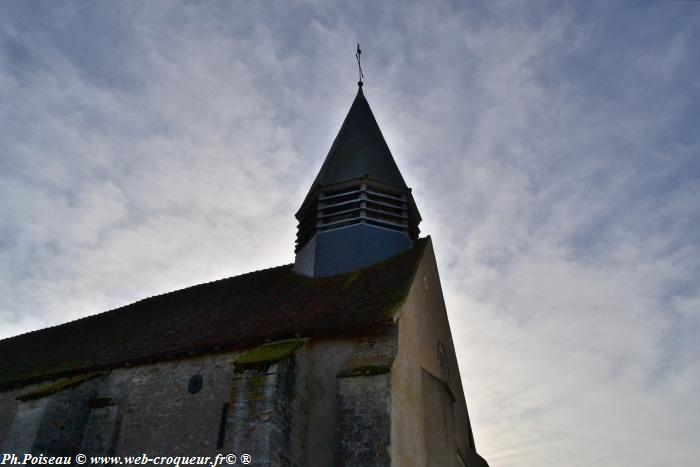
[300,86,407,211]
[0,238,429,389]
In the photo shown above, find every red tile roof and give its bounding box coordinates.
[0,238,428,389]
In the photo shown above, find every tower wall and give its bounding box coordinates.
[293,235,316,276]
[294,223,412,277]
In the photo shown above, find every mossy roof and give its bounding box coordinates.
[0,238,428,389]
[234,339,305,369]
[16,372,104,401]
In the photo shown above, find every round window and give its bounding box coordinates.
[188,374,203,394]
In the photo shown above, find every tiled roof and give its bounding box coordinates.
[0,238,428,389]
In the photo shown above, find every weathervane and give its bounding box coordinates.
[355,43,364,87]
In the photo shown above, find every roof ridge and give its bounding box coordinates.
[0,263,293,344]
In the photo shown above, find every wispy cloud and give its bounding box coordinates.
[1,1,698,465]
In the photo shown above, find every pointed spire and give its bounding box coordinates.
[299,86,408,210]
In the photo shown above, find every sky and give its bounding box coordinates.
[1,0,699,465]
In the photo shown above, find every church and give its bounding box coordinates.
[0,74,490,466]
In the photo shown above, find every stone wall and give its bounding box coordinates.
[0,332,402,466]
[334,328,398,467]
[335,371,392,466]
[1,352,236,456]
[31,379,96,456]
[304,340,356,466]
[225,341,309,466]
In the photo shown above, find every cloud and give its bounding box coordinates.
[1,1,699,465]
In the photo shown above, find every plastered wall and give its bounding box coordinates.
[391,239,480,466]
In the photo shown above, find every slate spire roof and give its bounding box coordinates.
[299,85,408,210]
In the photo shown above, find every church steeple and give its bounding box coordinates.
[293,82,421,277]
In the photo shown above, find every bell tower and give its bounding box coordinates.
[293,81,421,277]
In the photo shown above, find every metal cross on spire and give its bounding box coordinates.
[355,43,364,87]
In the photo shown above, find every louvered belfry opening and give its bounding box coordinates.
[293,84,421,277]
[295,180,420,254]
